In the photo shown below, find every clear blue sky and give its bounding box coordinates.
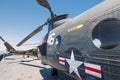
[0,0,103,51]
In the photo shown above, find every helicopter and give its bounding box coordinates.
[0,36,38,57]
[16,0,120,80]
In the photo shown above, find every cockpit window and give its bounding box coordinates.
[55,35,61,49]
[92,18,120,50]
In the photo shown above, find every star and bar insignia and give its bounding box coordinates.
[58,49,102,79]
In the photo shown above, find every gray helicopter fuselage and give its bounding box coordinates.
[46,0,120,80]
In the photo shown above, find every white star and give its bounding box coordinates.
[66,50,83,79]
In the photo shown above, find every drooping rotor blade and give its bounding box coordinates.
[17,21,48,46]
[36,0,55,18]
[0,36,5,42]
[0,36,15,51]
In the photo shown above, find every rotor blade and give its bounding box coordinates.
[17,22,48,46]
[0,36,5,42]
[36,0,55,18]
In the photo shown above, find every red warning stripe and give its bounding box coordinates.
[85,66,101,74]
[59,57,65,65]
[59,59,65,62]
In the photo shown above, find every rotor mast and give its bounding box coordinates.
[16,0,68,46]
